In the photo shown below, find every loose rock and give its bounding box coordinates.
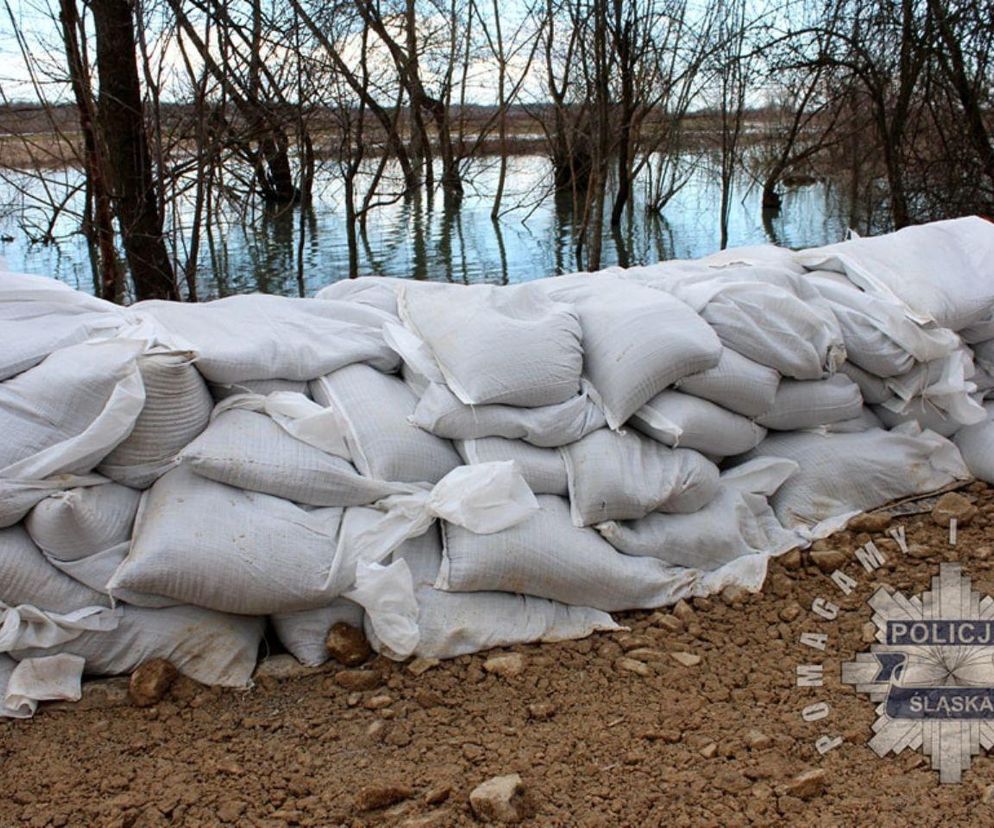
[744,730,772,750]
[335,669,382,691]
[780,548,802,570]
[407,657,440,676]
[721,585,751,605]
[810,548,847,573]
[932,492,978,528]
[653,613,684,633]
[325,623,372,667]
[615,657,651,677]
[355,783,413,812]
[848,512,892,533]
[527,701,558,720]
[469,774,524,823]
[784,768,827,800]
[129,659,177,708]
[670,651,701,667]
[672,600,697,624]
[483,653,526,678]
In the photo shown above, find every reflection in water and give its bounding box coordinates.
[0,153,856,298]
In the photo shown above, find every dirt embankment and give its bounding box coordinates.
[3,483,994,827]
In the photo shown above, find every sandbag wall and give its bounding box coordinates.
[2,215,993,718]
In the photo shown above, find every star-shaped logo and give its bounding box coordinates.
[842,563,994,783]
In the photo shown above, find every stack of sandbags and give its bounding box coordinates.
[5,216,992,717]
[798,217,994,438]
[382,277,807,618]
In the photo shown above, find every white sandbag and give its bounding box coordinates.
[0,653,33,718]
[0,271,126,381]
[209,378,310,402]
[0,526,110,613]
[674,347,781,418]
[271,598,364,667]
[0,603,119,654]
[537,276,722,428]
[411,381,604,448]
[361,516,618,660]
[108,467,348,614]
[44,541,176,608]
[743,424,970,537]
[0,339,146,528]
[954,402,994,483]
[562,429,719,526]
[181,408,403,506]
[697,274,846,380]
[699,243,806,273]
[806,271,958,376]
[315,275,403,315]
[311,364,462,483]
[343,461,539,567]
[817,407,883,433]
[25,482,140,561]
[631,390,766,456]
[399,283,583,408]
[456,438,567,495]
[11,604,264,687]
[2,653,84,718]
[838,361,892,405]
[798,216,994,331]
[873,400,966,438]
[439,495,712,612]
[597,459,799,570]
[97,351,213,487]
[757,374,863,431]
[131,293,400,383]
[881,347,985,426]
[0,338,145,476]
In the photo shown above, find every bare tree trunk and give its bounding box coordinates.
[59,0,122,301]
[90,0,177,300]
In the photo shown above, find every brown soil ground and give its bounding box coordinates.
[4,483,994,827]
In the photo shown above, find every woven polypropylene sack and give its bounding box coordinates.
[132,293,400,383]
[182,408,403,506]
[562,429,719,526]
[0,271,126,382]
[25,483,140,562]
[411,382,604,448]
[97,351,213,488]
[955,403,994,483]
[674,347,781,418]
[311,364,462,483]
[109,467,348,615]
[456,437,567,496]
[210,378,311,403]
[0,525,110,613]
[743,425,970,536]
[631,390,766,456]
[699,279,845,380]
[597,486,797,571]
[271,598,364,667]
[348,507,620,658]
[11,604,264,687]
[538,277,722,429]
[0,339,144,475]
[757,374,863,431]
[798,216,994,331]
[399,283,584,408]
[437,495,703,612]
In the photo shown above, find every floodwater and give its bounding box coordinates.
[0,153,860,298]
